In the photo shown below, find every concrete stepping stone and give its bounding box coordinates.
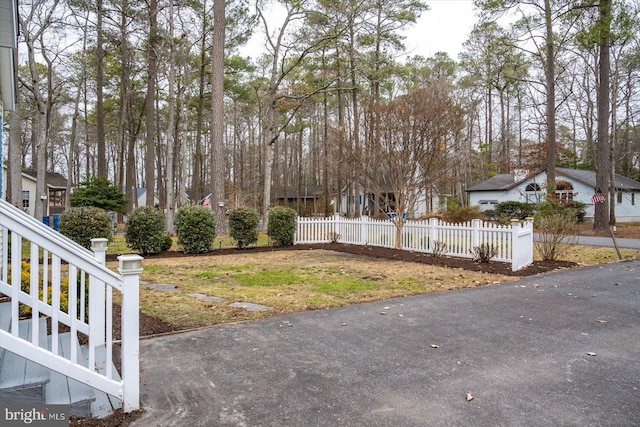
[229,302,272,312]
[187,293,225,303]
[146,283,181,293]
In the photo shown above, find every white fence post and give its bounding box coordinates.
[428,218,438,252]
[118,254,143,412]
[90,238,108,347]
[471,219,481,249]
[510,219,521,271]
[361,215,368,245]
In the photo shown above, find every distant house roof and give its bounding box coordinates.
[467,168,640,192]
[273,185,329,199]
[466,174,515,192]
[22,169,68,189]
[556,168,640,191]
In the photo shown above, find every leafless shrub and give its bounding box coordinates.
[327,231,340,243]
[432,241,448,257]
[470,243,498,263]
[535,212,578,261]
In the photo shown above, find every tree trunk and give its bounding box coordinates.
[165,0,177,233]
[211,0,227,236]
[9,110,22,209]
[96,0,107,177]
[544,0,557,193]
[145,0,158,208]
[594,0,611,232]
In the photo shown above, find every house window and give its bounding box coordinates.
[617,192,623,204]
[525,183,541,203]
[555,180,574,202]
[22,191,30,209]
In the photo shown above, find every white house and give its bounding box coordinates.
[1,167,68,217]
[0,0,18,198]
[338,184,441,219]
[467,167,640,222]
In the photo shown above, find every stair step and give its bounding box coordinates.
[0,302,121,418]
[82,346,123,418]
[45,333,96,417]
[0,316,49,404]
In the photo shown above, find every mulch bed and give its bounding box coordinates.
[107,242,578,277]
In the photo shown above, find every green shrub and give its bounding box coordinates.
[536,198,586,224]
[267,206,297,247]
[125,207,166,255]
[175,205,217,254]
[59,206,113,250]
[495,201,537,222]
[70,176,127,214]
[229,208,260,249]
[161,233,174,252]
[443,200,482,224]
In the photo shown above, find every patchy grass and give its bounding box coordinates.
[109,250,510,330]
[103,230,639,332]
[557,244,640,265]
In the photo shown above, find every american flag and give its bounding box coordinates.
[591,191,606,204]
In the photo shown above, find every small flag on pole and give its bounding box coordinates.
[202,193,212,207]
[591,189,605,204]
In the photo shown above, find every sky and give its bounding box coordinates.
[243,0,479,61]
[401,0,479,60]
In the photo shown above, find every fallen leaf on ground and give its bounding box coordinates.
[466,392,474,401]
[431,344,439,349]
[596,319,607,323]
[587,352,597,356]
[341,322,347,327]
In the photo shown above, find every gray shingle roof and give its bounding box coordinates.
[467,168,640,192]
[466,174,515,192]
[556,168,640,191]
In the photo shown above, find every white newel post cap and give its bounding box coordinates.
[91,238,109,251]
[118,254,144,274]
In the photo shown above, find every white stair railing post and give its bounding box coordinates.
[90,238,108,348]
[118,254,143,412]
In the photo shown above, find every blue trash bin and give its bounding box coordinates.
[42,216,50,227]
[52,214,60,231]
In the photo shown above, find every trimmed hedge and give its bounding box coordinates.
[229,208,260,249]
[267,206,297,247]
[175,205,217,254]
[125,207,166,255]
[59,206,113,250]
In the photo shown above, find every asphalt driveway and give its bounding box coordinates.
[131,260,640,427]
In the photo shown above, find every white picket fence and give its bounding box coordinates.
[295,215,534,272]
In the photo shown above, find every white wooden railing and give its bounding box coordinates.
[0,199,141,412]
[295,215,534,272]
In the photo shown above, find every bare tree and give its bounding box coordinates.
[352,83,463,249]
[19,0,62,220]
